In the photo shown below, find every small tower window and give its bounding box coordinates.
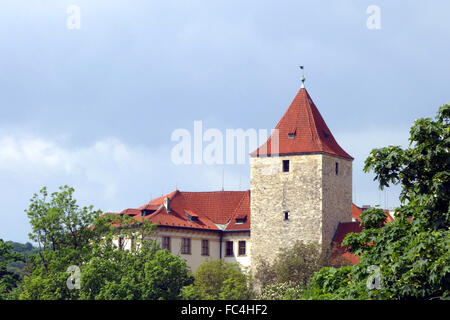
[284,211,289,221]
[335,162,339,176]
[282,160,290,172]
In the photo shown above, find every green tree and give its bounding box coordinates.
[80,245,193,300]
[20,185,192,300]
[20,185,105,300]
[0,239,24,300]
[258,281,304,300]
[304,104,450,300]
[181,259,251,300]
[5,241,39,277]
[253,241,345,297]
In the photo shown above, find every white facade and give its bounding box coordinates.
[114,227,251,272]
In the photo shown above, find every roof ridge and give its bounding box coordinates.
[229,190,249,220]
[181,190,248,194]
[303,89,323,150]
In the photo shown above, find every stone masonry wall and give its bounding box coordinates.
[250,154,323,271]
[250,153,353,272]
[321,154,353,248]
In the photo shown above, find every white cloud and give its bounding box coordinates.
[0,133,247,212]
[0,133,244,241]
[0,136,152,200]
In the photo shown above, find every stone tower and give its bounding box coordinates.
[249,82,353,268]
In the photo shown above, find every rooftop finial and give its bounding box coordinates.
[299,66,305,88]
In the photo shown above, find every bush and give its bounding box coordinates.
[254,241,336,289]
[181,259,251,300]
[258,282,303,300]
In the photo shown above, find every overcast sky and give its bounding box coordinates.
[1,1,449,243]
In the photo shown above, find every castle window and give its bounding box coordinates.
[162,236,171,252]
[284,211,289,221]
[335,162,339,176]
[238,241,246,256]
[201,239,209,256]
[181,238,191,254]
[282,160,290,172]
[225,241,234,257]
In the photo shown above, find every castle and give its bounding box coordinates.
[113,80,366,271]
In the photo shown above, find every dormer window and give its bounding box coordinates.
[141,209,156,217]
[185,211,199,222]
[288,128,296,139]
[235,216,247,224]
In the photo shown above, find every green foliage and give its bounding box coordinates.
[254,241,338,296]
[302,266,356,300]
[80,245,193,300]
[0,239,24,300]
[305,104,450,300]
[274,242,334,286]
[19,185,192,300]
[5,241,39,278]
[258,281,303,300]
[180,259,251,300]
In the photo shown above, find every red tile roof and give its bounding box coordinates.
[332,222,363,265]
[333,205,394,265]
[250,88,353,160]
[122,190,251,231]
[119,208,142,216]
[352,204,364,221]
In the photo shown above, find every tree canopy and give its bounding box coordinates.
[181,259,251,300]
[18,185,192,300]
[304,104,450,300]
[0,239,24,299]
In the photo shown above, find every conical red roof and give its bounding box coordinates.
[250,87,353,160]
